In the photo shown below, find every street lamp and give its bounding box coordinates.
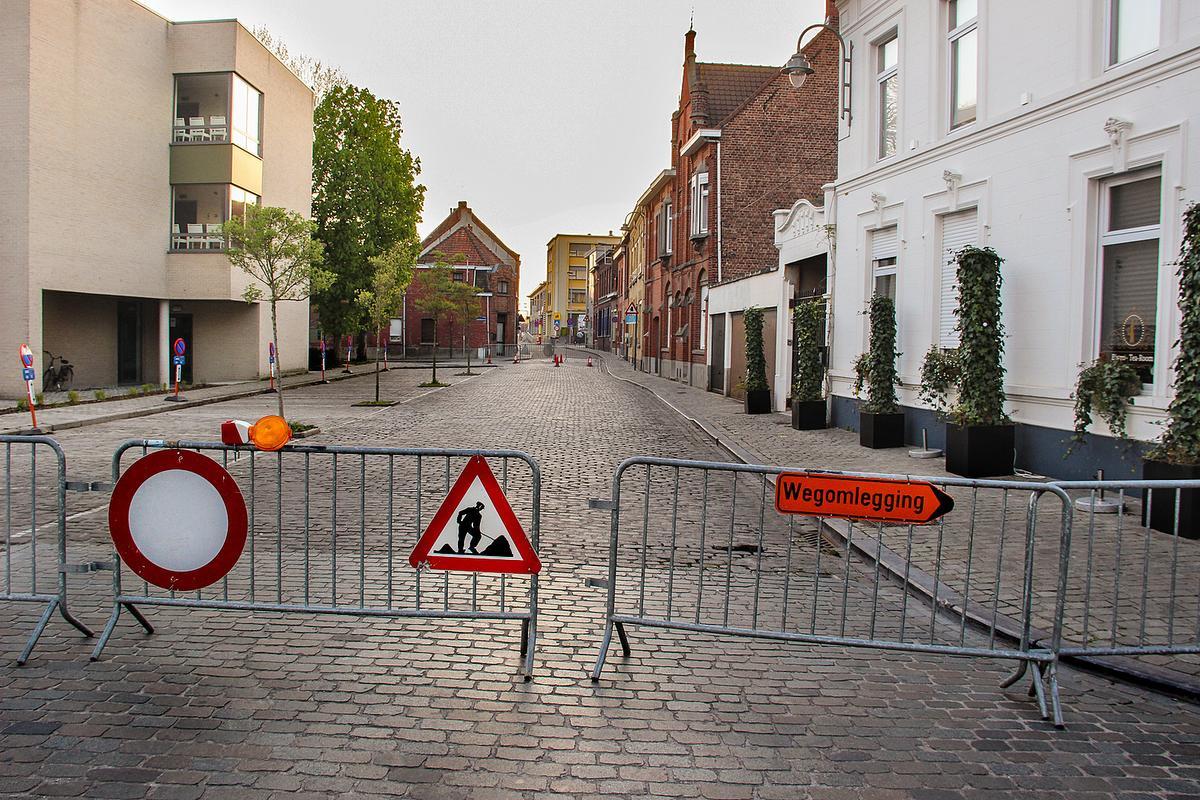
[781,23,853,123]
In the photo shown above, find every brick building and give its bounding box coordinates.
[626,17,839,395]
[588,244,618,351]
[402,201,520,357]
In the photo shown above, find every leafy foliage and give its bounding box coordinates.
[918,346,961,413]
[448,274,483,375]
[225,205,330,417]
[357,238,417,402]
[791,301,825,402]
[312,85,425,343]
[860,294,899,414]
[1071,359,1140,444]
[950,246,1007,426]
[251,26,348,101]
[1152,203,1200,464]
[410,255,463,384]
[743,307,769,393]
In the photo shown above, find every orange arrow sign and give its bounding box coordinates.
[775,473,954,525]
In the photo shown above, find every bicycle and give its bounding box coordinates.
[43,351,74,392]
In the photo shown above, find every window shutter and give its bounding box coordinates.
[939,208,978,348]
[871,226,898,261]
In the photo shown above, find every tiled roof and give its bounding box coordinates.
[695,63,779,124]
[427,227,502,266]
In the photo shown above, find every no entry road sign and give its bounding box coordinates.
[108,449,248,591]
[775,472,954,525]
[409,456,540,574]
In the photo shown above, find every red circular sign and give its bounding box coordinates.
[108,450,247,591]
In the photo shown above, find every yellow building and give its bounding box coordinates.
[544,233,619,342]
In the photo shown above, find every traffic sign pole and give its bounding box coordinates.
[167,338,187,402]
[267,342,276,392]
[18,344,38,429]
[319,337,327,383]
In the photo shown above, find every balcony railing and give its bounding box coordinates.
[171,224,225,251]
[172,116,229,144]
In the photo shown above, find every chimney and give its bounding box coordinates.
[825,0,839,24]
[684,28,696,60]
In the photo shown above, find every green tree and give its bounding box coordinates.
[312,84,425,354]
[410,261,459,386]
[356,238,417,402]
[1154,203,1200,464]
[743,307,769,393]
[224,205,331,418]
[448,278,483,376]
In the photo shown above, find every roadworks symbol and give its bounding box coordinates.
[408,455,541,575]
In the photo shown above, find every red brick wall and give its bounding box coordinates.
[718,31,838,284]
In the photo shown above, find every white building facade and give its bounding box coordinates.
[827,0,1200,478]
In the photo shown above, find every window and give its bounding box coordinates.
[698,271,709,351]
[938,208,978,348]
[871,226,898,299]
[656,200,674,257]
[498,280,509,294]
[170,184,258,250]
[948,0,978,129]
[452,272,464,282]
[569,243,591,257]
[876,34,899,159]
[231,75,263,156]
[570,267,586,280]
[475,271,490,291]
[1108,0,1160,66]
[569,289,586,305]
[1099,171,1161,384]
[173,74,230,143]
[690,172,710,236]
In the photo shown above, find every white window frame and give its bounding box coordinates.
[699,285,709,351]
[1095,167,1163,388]
[689,172,710,236]
[664,199,674,255]
[1105,0,1161,68]
[875,32,900,161]
[947,0,978,131]
[870,226,899,299]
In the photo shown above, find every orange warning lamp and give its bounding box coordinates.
[248,415,292,451]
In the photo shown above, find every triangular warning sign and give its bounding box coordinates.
[408,455,541,574]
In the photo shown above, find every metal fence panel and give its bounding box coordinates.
[0,435,93,663]
[91,439,541,677]
[590,456,1072,726]
[1049,480,1200,677]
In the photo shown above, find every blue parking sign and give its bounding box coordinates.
[22,368,35,381]
[173,355,185,366]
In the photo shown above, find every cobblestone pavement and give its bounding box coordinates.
[585,349,1200,686]
[2,357,1200,799]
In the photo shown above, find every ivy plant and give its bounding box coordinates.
[950,246,1008,426]
[743,306,769,393]
[918,345,961,414]
[859,294,899,414]
[1071,359,1140,444]
[1151,202,1200,465]
[792,300,825,403]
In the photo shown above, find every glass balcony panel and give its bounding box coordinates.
[174,74,230,143]
[232,75,263,156]
[170,185,259,251]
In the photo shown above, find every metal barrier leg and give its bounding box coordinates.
[1028,661,1049,720]
[16,600,58,666]
[591,622,615,682]
[1046,661,1064,728]
[125,602,154,634]
[89,604,122,661]
[519,618,528,657]
[999,660,1027,689]
[522,620,536,681]
[57,603,94,638]
[615,621,630,656]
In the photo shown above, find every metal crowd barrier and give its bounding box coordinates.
[590,456,1073,726]
[91,440,541,677]
[1049,479,1200,672]
[0,435,93,663]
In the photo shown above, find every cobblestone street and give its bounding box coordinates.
[3,359,1200,799]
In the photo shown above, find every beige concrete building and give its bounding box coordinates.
[0,0,314,398]
[542,234,619,343]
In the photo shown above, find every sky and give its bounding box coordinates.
[142,0,829,309]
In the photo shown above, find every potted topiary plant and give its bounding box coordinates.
[743,306,772,414]
[1070,358,1140,447]
[857,294,904,448]
[1144,202,1200,537]
[945,246,1013,477]
[791,300,826,429]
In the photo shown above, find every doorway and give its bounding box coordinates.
[117,302,143,385]
[168,312,194,385]
[709,313,725,394]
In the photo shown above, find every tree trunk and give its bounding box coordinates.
[464,324,472,375]
[374,341,381,402]
[431,323,438,384]
[270,300,284,418]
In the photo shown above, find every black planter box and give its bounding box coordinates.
[744,389,772,415]
[859,411,905,449]
[791,400,826,430]
[946,423,1015,477]
[1141,459,1200,539]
